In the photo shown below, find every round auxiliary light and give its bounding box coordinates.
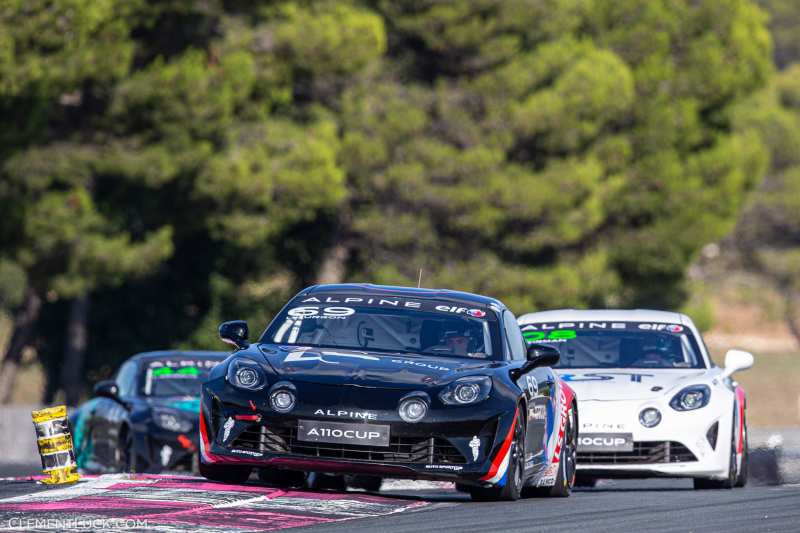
[270,389,296,413]
[398,397,428,423]
[235,367,260,388]
[639,407,662,428]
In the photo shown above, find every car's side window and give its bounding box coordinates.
[116,361,138,398]
[503,310,526,361]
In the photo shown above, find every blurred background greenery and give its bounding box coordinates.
[0,0,798,425]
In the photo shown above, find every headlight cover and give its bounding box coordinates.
[439,376,492,406]
[153,409,193,432]
[226,358,267,391]
[670,385,711,411]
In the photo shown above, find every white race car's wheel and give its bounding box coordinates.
[735,419,748,487]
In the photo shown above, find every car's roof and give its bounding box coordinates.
[297,283,505,309]
[518,309,691,325]
[129,350,229,361]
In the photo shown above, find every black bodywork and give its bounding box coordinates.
[71,351,227,473]
[201,284,576,495]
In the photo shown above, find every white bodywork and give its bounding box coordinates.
[517,309,750,480]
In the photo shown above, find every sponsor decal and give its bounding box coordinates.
[285,348,379,364]
[301,296,423,308]
[222,417,235,442]
[560,372,654,383]
[306,428,382,440]
[469,436,481,461]
[529,405,547,420]
[467,309,486,318]
[522,322,686,333]
[314,408,377,421]
[536,464,559,486]
[423,464,464,471]
[551,388,569,463]
[525,375,539,396]
[390,359,451,372]
[231,448,262,457]
[578,434,633,452]
[296,295,492,320]
[297,420,390,446]
[581,421,627,431]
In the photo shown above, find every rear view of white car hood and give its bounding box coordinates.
[556,369,709,401]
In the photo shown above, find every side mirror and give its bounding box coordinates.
[219,320,249,349]
[721,349,754,379]
[94,380,120,400]
[526,343,561,367]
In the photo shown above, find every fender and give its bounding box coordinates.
[480,408,519,487]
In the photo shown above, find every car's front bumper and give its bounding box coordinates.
[199,380,517,487]
[575,396,734,479]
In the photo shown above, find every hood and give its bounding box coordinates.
[256,344,499,389]
[556,369,711,401]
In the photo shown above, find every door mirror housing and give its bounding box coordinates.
[526,343,561,367]
[93,380,120,401]
[219,320,249,349]
[721,349,754,379]
[513,344,561,379]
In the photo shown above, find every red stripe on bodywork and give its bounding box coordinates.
[735,386,746,454]
[480,408,518,481]
[552,380,575,463]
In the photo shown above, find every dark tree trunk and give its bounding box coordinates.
[316,242,349,284]
[784,288,800,348]
[0,290,42,404]
[61,294,89,406]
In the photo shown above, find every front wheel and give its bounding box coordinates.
[199,461,252,484]
[346,475,383,492]
[258,468,306,488]
[469,408,526,502]
[735,420,748,487]
[523,405,576,498]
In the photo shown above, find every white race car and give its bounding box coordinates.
[517,309,753,489]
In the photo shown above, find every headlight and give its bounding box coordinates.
[639,407,661,428]
[670,385,711,411]
[398,395,428,423]
[226,358,267,391]
[153,409,193,433]
[439,376,492,406]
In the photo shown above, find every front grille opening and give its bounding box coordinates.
[706,422,719,450]
[578,441,698,465]
[231,424,467,464]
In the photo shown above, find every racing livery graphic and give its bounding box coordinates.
[518,309,753,489]
[199,284,577,501]
[71,351,227,473]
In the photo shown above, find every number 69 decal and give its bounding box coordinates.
[287,306,355,319]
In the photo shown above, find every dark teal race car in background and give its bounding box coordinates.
[70,351,227,473]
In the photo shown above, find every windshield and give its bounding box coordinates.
[142,359,220,397]
[520,322,706,369]
[263,294,502,360]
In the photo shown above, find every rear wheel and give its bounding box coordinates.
[199,461,252,484]
[469,408,525,502]
[117,427,137,473]
[258,468,306,488]
[523,405,576,498]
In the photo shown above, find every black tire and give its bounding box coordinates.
[693,412,738,490]
[258,468,306,488]
[117,427,137,473]
[735,419,748,488]
[199,460,252,484]
[523,405,577,498]
[345,475,383,492]
[469,408,526,502]
[306,472,347,492]
[574,474,598,488]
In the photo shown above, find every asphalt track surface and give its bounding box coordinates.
[0,475,798,533]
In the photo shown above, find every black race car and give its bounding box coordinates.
[200,284,578,500]
[71,351,227,473]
